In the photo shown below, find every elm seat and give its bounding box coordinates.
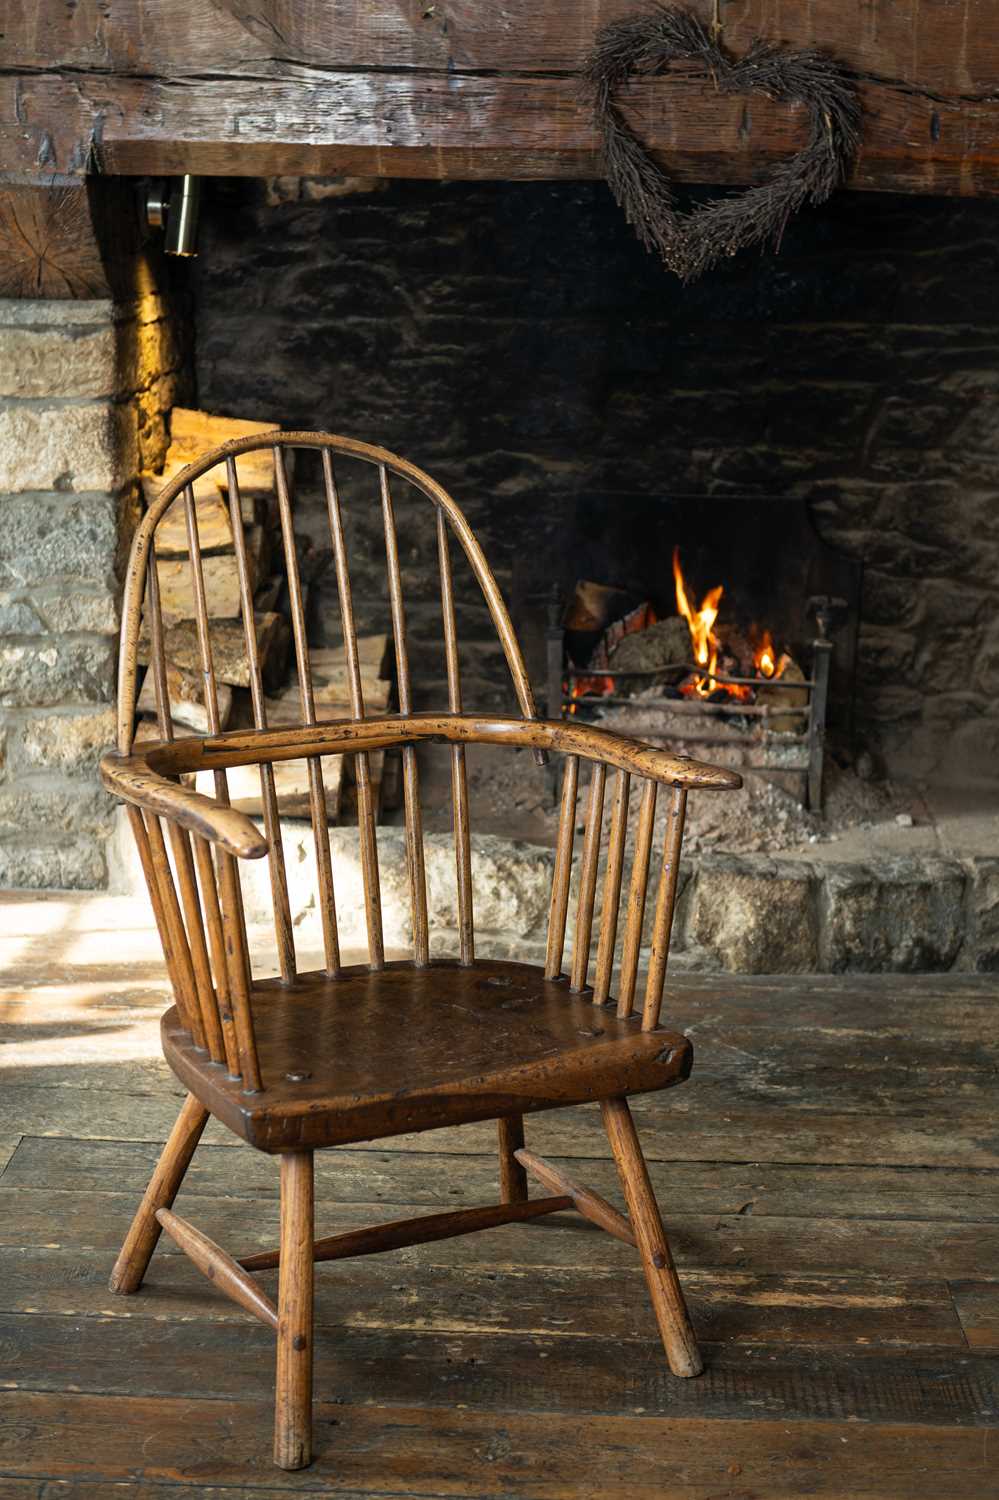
[163,958,693,1152]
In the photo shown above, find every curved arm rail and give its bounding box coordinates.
[102,714,741,858]
[100,747,269,859]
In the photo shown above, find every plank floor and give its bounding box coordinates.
[0,892,997,1498]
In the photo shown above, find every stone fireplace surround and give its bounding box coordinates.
[2,176,998,971]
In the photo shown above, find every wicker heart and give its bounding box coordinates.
[584,6,860,282]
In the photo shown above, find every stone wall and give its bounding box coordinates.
[0,294,184,888]
[194,179,999,786]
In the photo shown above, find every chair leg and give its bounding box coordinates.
[109,1092,209,1295]
[601,1096,703,1378]
[274,1149,315,1470]
[497,1115,528,1203]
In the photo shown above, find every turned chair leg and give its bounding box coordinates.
[274,1149,315,1470]
[601,1096,703,1378]
[109,1092,209,1295]
[497,1115,528,1203]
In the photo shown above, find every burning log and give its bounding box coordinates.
[607,616,690,689]
[765,656,809,733]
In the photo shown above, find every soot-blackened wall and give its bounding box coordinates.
[193,177,999,785]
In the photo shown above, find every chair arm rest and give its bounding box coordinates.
[141,714,741,793]
[528,718,742,790]
[100,749,269,859]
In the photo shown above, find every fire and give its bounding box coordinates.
[673,547,723,697]
[755,629,777,678]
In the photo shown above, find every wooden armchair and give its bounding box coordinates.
[100,432,741,1471]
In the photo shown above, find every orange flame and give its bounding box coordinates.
[755,629,777,678]
[673,547,723,697]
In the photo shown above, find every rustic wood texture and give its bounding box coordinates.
[0,184,110,296]
[107,1092,209,1295]
[155,1207,279,1330]
[103,432,735,1477]
[602,1095,703,1378]
[240,1195,575,1272]
[1,895,998,1495]
[497,1116,529,1205]
[161,960,693,1152]
[5,2,999,194]
[514,1147,637,1246]
[274,1150,314,1470]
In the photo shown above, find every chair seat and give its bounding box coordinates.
[162,959,693,1152]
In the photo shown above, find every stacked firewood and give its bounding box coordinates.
[135,409,396,822]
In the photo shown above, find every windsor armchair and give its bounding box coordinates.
[100,432,741,1472]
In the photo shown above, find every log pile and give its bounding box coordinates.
[135,409,396,822]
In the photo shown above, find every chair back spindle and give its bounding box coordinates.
[437,506,473,965]
[274,448,342,979]
[593,770,630,1005]
[544,755,579,981]
[226,457,297,983]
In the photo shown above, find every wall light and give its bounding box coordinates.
[146,176,201,257]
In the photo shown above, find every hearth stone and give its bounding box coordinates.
[687,856,819,974]
[107,810,999,975]
[820,858,966,972]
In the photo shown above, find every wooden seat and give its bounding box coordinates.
[98,430,741,1473]
[164,959,693,1152]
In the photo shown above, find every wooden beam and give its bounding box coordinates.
[0,179,162,299]
[0,186,111,298]
[3,52,999,193]
[4,1,999,96]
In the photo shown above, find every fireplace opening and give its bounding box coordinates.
[173,176,999,872]
[545,493,862,813]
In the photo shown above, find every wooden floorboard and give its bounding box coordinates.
[1,893,997,1496]
[3,1184,999,1280]
[8,1136,999,1221]
[0,1392,995,1497]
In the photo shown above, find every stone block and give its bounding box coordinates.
[0,833,107,890]
[0,402,133,493]
[0,300,115,329]
[0,494,120,590]
[0,323,118,399]
[0,780,113,839]
[963,858,999,972]
[0,638,116,708]
[109,814,556,954]
[0,597,44,634]
[821,857,966,972]
[687,854,818,973]
[37,588,119,635]
[18,707,116,772]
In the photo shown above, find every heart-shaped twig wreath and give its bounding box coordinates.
[583,5,860,282]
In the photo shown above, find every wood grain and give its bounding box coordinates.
[274,1150,314,1470]
[162,959,692,1151]
[6,57,999,195]
[5,0,999,94]
[239,1195,574,1272]
[0,1392,991,1494]
[155,1207,279,1329]
[107,1093,209,1296]
[602,1096,702,1378]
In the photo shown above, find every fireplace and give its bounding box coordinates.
[3,173,999,969]
[543,495,862,810]
[188,178,999,793]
